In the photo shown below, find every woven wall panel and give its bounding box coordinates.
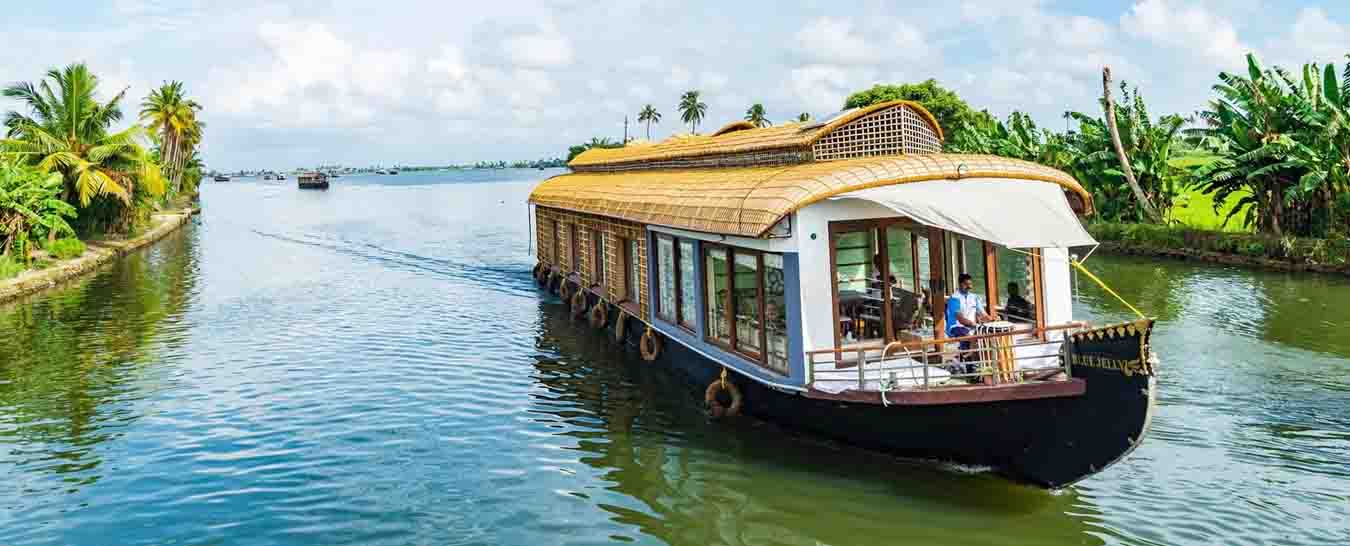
[812,104,942,161]
[536,206,648,314]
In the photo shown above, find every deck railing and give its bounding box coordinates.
[805,322,1087,393]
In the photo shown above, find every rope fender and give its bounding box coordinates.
[569,289,588,319]
[589,301,609,328]
[639,327,662,361]
[705,368,743,419]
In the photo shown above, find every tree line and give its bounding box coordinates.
[0,63,205,274]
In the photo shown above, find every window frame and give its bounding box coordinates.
[619,236,634,303]
[676,239,697,332]
[654,234,677,323]
[569,224,581,275]
[701,242,773,369]
[592,230,606,289]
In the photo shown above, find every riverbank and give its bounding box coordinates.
[0,208,199,305]
[1089,223,1350,274]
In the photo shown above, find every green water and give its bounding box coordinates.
[1,171,1347,545]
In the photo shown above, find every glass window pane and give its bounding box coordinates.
[629,240,641,303]
[764,254,788,374]
[885,226,914,293]
[679,240,696,327]
[657,238,676,321]
[997,246,1037,324]
[594,232,606,286]
[913,234,933,336]
[734,253,761,355]
[834,229,884,346]
[886,226,927,337]
[705,248,731,344]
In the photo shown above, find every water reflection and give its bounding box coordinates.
[529,300,1099,545]
[0,224,198,497]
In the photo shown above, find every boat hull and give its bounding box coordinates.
[298,181,329,190]
[551,276,1155,489]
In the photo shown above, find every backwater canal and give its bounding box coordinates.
[1,170,1347,545]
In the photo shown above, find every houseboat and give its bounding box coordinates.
[527,100,1158,489]
[297,172,329,190]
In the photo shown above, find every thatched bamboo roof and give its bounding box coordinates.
[530,154,1092,237]
[569,100,944,169]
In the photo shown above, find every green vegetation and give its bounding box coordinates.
[0,63,206,280]
[0,159,75,263]
[844,79,991,143]
[46,238,86,260]
[567,137,624,162]
[637,104,661,140]
[678,90,708,134]
[744,103,769,128]
[0,255,22,279]
[1090,223,1350,266]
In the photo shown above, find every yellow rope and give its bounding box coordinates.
[1070,259,1147,320]
[1001,246,1148,321]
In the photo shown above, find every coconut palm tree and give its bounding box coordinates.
[140,81,202,195]
[745,103,769,127]
[678,91,707,134]
[1,63,164,211]
[797,112,811,122]
[637,104,661,140]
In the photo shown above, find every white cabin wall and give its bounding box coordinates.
[795,199,904,357]
[1042,247,1074,335]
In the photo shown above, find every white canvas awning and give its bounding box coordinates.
[832,178,1097,248]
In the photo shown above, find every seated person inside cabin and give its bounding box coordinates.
[1004,281,1034,323]
[946,273,995,375]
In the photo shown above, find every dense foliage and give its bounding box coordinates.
[0,160,75,261]
[567,137,623,162]
[844,80,991,143]
[678,91,708,134]
[0,63,205,273]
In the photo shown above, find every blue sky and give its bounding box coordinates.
[4,1,1350,170]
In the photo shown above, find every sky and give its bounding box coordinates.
[3,0,1350,171]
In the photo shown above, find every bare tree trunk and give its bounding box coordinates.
[1269,182,1284,237]
[1103,67,1162,223]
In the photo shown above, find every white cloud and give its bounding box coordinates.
[790,64,875,112]
[793,16,929,66]
[665,65,691,88]
[1121,0,1248,67]
[1273,8,1350,65]
[501,27,574,68]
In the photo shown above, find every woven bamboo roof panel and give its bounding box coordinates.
[569,100,943,170]
[531,154,1092,237]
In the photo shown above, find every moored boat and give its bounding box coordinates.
[526,100,1158,488]
[213,174,230,182]
[297,171,329,190]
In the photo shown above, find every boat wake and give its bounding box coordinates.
[248,228,539,298]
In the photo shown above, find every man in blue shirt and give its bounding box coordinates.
[946,273,993,340]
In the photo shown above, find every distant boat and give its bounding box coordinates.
[264,174,275,181]
[389,169,399,175]
[213,175,230,182]
[376,169,388,175]
[277,173,287,181]
[297,172,329,190]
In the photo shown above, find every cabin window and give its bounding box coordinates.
[704,247,732,344]
[995,245,1039,326]
[678,240,697,330]
[619,237,634,302]
[733,251,763,358]
[593,231,606,288]
[569,224,581,274]
[550,220,561,263]
[655,236,677,322]
[628,239,641,303]
[764,254,789,374]
[831,226,886,347]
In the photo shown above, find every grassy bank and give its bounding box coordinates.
[1089,223,1350,272]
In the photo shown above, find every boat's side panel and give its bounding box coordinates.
[559,284,1154,488]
